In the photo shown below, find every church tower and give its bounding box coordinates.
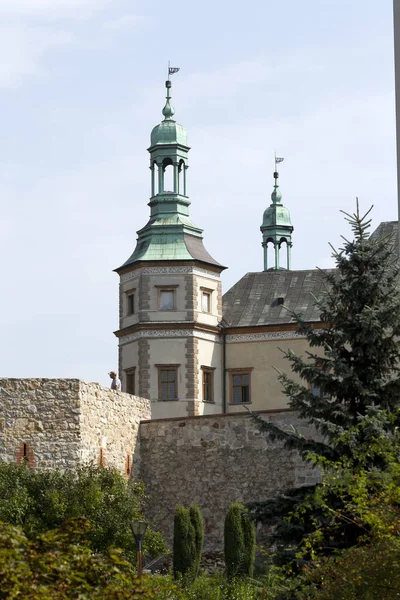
[260,167,293,270]
[114,78,226,418]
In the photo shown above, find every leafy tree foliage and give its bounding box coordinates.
[0,517,174,599]
[248,204,400,564]
[296,411,400,598]
[0,463,165,562]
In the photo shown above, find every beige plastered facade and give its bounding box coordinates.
[115,260,317,418]
[117,263,225,418]
[225,335,308,413]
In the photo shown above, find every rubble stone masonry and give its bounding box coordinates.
[0,379,150,475]
[0,378,319,552]
[139,410,320,551]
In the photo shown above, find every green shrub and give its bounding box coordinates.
[150,572,264,600]
[0,517,171,599]
[224,502,256,579]
[0,462,166,562]
[173,505,197,581]
[224,502,245,580]
[241,509,256,578]
[189,504,204,576]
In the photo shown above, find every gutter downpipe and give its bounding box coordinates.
[222,331,227,413]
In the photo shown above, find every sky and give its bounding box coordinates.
[0,0,397,384]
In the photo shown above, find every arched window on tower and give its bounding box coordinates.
[266,239,275,270]
[279,239,286,270]
[279,238,290,270]
[162,157,174,193]
[152,161,158,196]
[178,160,185,195]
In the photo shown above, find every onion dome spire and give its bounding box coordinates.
[162,80,175,120]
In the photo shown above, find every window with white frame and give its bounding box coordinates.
[201,290,211,313]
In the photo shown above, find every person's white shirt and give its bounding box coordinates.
[111,377,121,391]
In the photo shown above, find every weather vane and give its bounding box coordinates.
[274,153,284,179]
[167,61,180,80]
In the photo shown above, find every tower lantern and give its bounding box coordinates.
[260,158,293,270]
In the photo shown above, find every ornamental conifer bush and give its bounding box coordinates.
[224,502,255,579]
[189,504,204,576]
[173,505,197,581]
[247,203,400,565]
[241,508,256,578]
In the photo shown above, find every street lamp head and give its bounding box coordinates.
[131,520,148,543]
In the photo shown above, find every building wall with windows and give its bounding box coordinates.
[116,264,224,419]
[224,335,312,412]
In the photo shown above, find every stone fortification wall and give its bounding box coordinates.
[0,379,150,473]
[139,410,320,551]
[78,381,150,477]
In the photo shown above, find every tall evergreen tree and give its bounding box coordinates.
[248,204,400,562]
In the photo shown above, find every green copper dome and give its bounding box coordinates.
[150,80,188,148]
[262,184,292,227]
[151,120,187,146]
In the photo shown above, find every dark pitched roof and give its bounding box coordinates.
[183,235,226,269]
[222,269,336,327]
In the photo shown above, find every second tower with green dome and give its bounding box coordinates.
[261,168,294,270]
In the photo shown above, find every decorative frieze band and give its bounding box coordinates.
[120,329,221,345]
[120,266,220,283]
[226,331,305,343]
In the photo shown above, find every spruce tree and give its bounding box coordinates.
[248,204,400,562]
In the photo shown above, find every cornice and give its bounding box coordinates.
[116,260,224,278]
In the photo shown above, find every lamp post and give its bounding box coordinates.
[130,520,148,577]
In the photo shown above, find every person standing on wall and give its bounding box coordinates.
[109,371,121,391]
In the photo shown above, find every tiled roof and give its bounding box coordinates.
[222,220,398,329]
[370,220,398,243]
[222,269,335,327]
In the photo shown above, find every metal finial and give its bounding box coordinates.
[162,79,175,120]
[274,153,284,178]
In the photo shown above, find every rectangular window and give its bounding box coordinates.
[157,365,179,400]
[127,293,135,315]
[201,291,211,313]
[125,369,135,395]
[310,364,330,400]
[159,289,175,310]
[202,367,215,403]
[311,379,330,400]
[230,370,252,404]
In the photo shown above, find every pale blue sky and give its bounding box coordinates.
[0,0,397,384]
